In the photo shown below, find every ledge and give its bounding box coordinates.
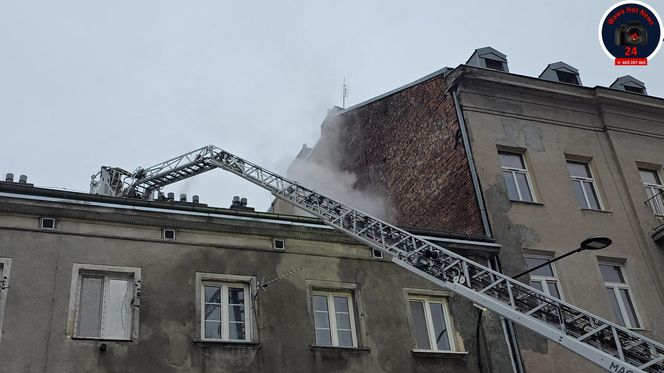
[509,200,544,207]
[71,336,133,343]
[411,350,469,359]
[580,208,612,214]
[310,345,371,354]
[193,340,261,349]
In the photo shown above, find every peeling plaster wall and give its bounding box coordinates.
[0,198,489,373]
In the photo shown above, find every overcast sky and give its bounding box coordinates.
[1,1,662,211]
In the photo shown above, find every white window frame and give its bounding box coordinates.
[408,294,457,352]
[599,262,642,329]
[195,273,256,343]
[311,291,358,347]
[0,258,12,342]
[567,161,603,210]
[66,264,141,341]
[499,152,536,202]
[640,169,664,216]
[523,254,564,300]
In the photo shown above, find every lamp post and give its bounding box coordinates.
[512,236,612,279]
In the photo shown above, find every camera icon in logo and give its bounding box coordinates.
[615,21,648,46]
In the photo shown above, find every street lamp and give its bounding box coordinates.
[512,236,612,279]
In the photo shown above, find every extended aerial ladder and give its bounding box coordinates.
[91,145,664,373]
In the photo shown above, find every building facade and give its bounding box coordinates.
[281,47,664,372]
[0,180,508,372]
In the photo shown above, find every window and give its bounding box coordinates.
[599,263,641,329]
[273,239,285,250]
[40,217,55,230]
[409,296,455,352]
[67,264,141,340]
[0,258,11,342]
[640,169,664,216]
[624,85,645,94]
[567,161,602,210]
[163,228,176,240]
[371,248,384,259]
[312,291,357,347]
[499,151,535,202]
[485,58,505,71]
[196,273,255,342]
[523,255,562,299]
[556,70,579,85]
[202,283,250,341]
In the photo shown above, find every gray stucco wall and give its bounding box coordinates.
[455,68,664,373]
[0,196,494,373]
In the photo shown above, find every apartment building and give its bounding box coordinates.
[281,47,664,372]
[0,179,506,372]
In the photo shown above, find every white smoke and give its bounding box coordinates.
[288,157,391,219]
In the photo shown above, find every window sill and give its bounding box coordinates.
[509,200,544,206]
[580,208,612,214]
[310,345,371,354]
[411,350,468,359]
[71,336,133,342]
[193,339,261,349]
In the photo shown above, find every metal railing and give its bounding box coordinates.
[644,189,664,230]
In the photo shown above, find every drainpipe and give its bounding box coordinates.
[452,86,525,373]
[451,87,492,238]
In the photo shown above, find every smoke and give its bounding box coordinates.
[285,111,393,220]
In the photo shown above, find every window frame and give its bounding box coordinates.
[639,168,664,216]
[200,282,251,342]
[195,273,257,343]
[567,160,603,210]
[523,254,564,300]
[0,258,12,342]
[311,290,358,348]
[598,262,643,329]
[66,264,141,341]
[408,294,457,352]
[499,151,536,202]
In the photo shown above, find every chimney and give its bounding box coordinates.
[192,195,200,204]
[167,192,175,201]
[180,193,187,202]
[4,173,13,182]
[230,196,255,211]
[19,175,28,184]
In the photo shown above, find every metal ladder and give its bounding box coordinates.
[91,145,664,373]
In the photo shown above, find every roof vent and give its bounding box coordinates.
[466,47,509,72]
[539,62,582,85]
[610,75,647,95]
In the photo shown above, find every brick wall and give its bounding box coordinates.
[315,74,485,236]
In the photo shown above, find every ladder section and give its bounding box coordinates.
[93,145,664,372]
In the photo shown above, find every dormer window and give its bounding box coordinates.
[623,85,645,94]
[466,47,509,72]
[610,75,647,95]
[485,58,505,71]
[556,70,579,85]
[539,62,581,86]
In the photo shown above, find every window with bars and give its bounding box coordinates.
[312,291,357,347]
[599,263,641,329]
[567,161,602,210]
[68,264,140,340]
[409,296,455,352]
[201,282,250,341]
[499,151,535,202]
[523,255,563,299]
[640,169,664,216]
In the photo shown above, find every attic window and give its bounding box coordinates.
[484,59,504,71]
[273,239,285,250]
[40,217,56,230]
[163,228,176,240]
[556,70,579,85]
[623,86,645,94]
